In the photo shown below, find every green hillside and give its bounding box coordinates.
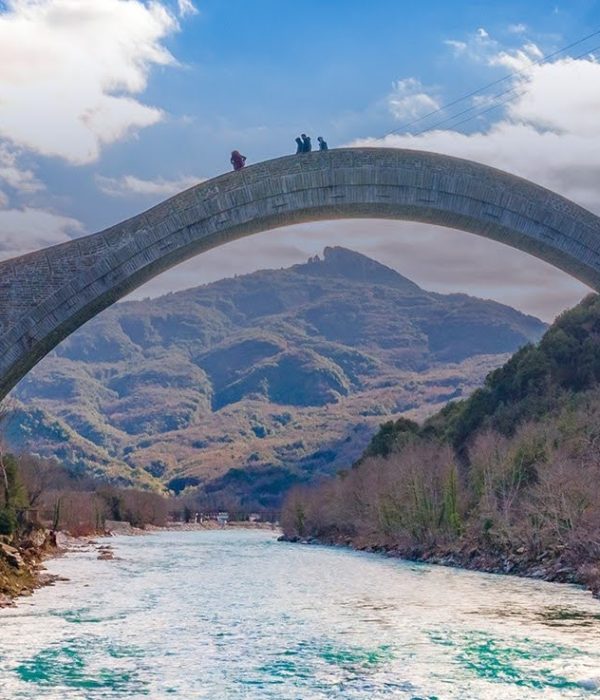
[367,293,600,454]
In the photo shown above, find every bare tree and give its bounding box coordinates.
[18,455,69,507]
[0,404,11,505]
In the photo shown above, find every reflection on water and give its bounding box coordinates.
[0,529,599,699]
[469,603,600,628]
[538,607,600,627]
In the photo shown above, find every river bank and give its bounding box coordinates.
[0,520,279,607]
[280,534,600,599]
[0,529,62,608]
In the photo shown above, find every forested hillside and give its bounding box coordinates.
[282,295,600,597]
[8,246,545,508]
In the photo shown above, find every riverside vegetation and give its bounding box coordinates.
[0,442,279,604]
[281,294,600,598]
[0,444,169,604]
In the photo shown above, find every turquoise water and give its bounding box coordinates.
[1,529,599,699]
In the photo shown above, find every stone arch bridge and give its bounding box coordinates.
[1,147,599,401]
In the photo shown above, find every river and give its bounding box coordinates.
[0,529,599,699]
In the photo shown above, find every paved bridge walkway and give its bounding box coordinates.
[1,147,599,399]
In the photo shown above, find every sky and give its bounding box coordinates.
[1,1,600,321]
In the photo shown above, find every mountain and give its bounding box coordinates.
[280,294,600,597]
[7,246,546,507]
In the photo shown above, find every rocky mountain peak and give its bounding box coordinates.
[295,246,423,293]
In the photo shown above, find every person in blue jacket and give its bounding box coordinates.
[301,134,312,152]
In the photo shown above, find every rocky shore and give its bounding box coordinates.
[280,535,600,599]
[0,528,62,608]
[0,520,279,607]
[0,529,128,607]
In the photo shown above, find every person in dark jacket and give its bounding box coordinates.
[317,136,328,151]
[230,150,246,171]
[301,133,312,152]
[295,137,304,154]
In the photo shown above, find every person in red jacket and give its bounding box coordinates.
[230,150,247,171]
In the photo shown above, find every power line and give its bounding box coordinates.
[408,41,600,137]
[379,27,600,139]
[411,83,519,136]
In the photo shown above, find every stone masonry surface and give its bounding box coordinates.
[0,147,599,399]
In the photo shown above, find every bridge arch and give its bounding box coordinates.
[0,147,599,400]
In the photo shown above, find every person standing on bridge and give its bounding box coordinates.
[230,150,246,171]
[301,134,312,152]
[317,136,328,151]
[295,137,304,154]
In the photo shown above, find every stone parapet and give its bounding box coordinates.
[0,147,598,399]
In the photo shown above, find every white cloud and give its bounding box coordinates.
[489,42,543,72]
[96,173,205,199]
[508,23,527,34]
[500,53,600,138]
[0,0,180,164]
[444,27,499,62]
[177,0,198,17]
[0,144,43,193]
[0,191,8,208]
[0,207,84,259]
[522,42,543,59]
[444,39,468,56]
[332,43,600,318]
[387,78,439,121]
[353,48,600,215]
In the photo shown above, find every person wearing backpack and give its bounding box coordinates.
[230,150,247,171]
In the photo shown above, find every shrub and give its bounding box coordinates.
[0,508,16,536]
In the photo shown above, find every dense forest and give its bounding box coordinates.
[281,294,600,597]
